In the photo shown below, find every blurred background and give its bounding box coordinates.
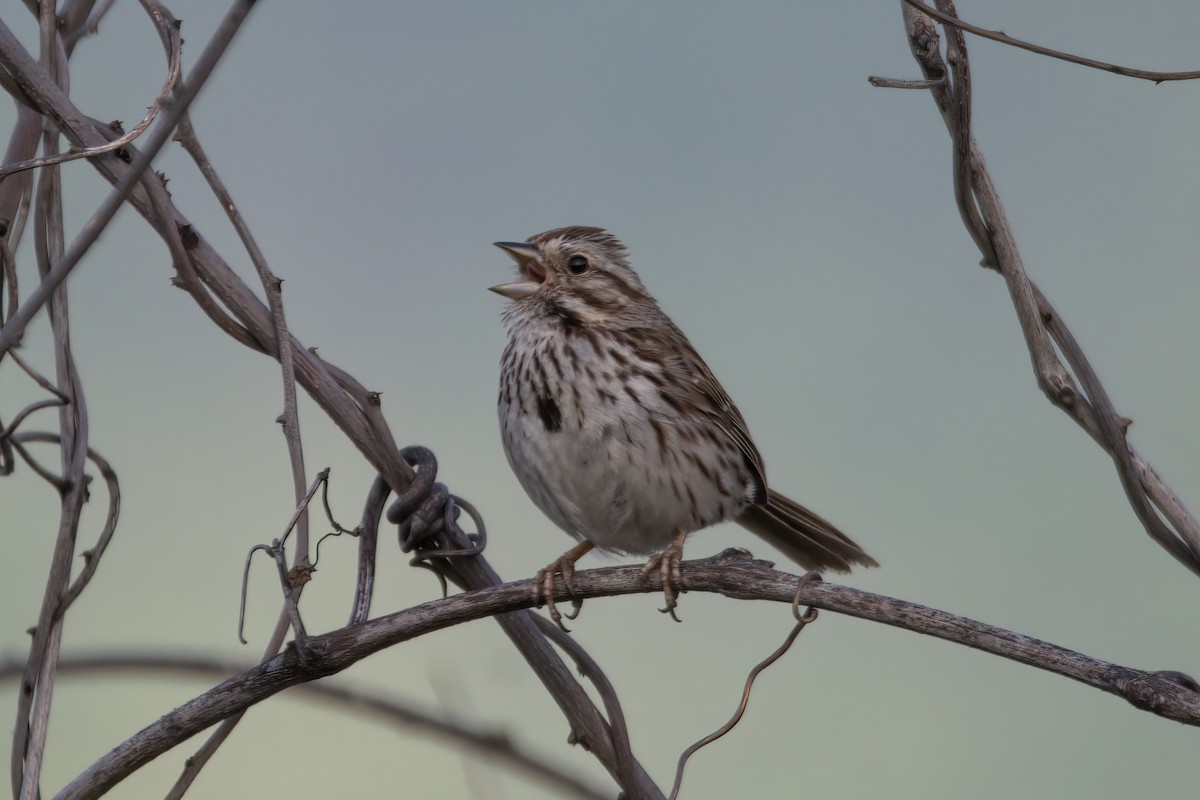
[2,1,1199,797]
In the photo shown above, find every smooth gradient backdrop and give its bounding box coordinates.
[2,2,1199,798]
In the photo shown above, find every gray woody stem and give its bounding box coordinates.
[0,12,661,799]
[892,0,1200,572]
[51,552,1200,799]
[0,655,608,800]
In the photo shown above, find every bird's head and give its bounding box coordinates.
[490,226,649,326]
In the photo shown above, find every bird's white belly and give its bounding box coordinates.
[499,338,749,555]
[501,401,682,554]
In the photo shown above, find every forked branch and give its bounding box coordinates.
[875,0,1200,573]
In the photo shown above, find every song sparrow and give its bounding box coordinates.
[490,226,876,624]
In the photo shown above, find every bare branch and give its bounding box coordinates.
[890,0,1200,573]
[0,17,181,180]
[0,0,258,357]
[0,654,610,800]
[15,6,88,788]
[175,114,311,556]
[175,467,327,798]
[866,75,945,89]
[1,3,259,796]
[51,552,1200,799]
[10,433,122,619]
[531,616,639,794]
[62,0,116,50]
[0,30,662,798]
[0,107,39,239]
[900,0,1200,82]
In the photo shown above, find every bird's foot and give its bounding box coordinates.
[642,532,688,622]
[534,541,594,632]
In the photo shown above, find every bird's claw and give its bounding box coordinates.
[642,533,687,622]
[535,556,585,632]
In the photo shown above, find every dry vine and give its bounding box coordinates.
[1,2,1197,799]
[872,1,1200,575]
[0,654,611,800]
[0,2,661,797]
[39,552,1200,799]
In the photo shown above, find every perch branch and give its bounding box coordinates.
[52,552,1200,800]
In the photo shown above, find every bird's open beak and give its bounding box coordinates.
[490,241,545,300]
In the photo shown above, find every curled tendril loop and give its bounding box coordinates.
[386,446,486,584]
[792,571,822,623]
[350,448,487,622]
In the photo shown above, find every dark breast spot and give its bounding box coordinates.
[536,395,563,433]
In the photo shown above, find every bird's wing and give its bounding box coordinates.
[630,316,769,506]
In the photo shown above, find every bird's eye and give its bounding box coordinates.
[567,255,589,275]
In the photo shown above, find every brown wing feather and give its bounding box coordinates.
[649,316,769,505]
[641,315,876,573]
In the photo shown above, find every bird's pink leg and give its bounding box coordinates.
[642,531,688,621]
[535,540,594,631]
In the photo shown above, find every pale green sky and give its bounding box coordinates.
[2,2,1199,798]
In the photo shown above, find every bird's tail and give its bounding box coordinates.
[737,488,877,573]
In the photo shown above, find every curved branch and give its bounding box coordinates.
[0,2,257,358]
[893,1,1200,573]
[17,19,90,790]
[53,551,1200,800]
[0,13,181,180]
[530,616,638,793]
[0,654,608,800]
[10,432,121,618]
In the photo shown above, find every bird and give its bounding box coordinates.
[489,226,875,624]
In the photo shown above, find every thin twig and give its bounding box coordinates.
[4,436,66,486]
[0,2,259,796]
[0,398,66,449]
[349,476,389,625]
[0,0,101,239]
[2,16,408,472]
[669,576,820,800]
[175,113,312,567]
[866,76,945,89]
[0,106,40,239]
[62,0,117,50]
[0,0,257,357]
[900,0,1200,82]
[0,19,181,180]
[10,433,121,619]
[532,616,641,799]
[182,469,326,796]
